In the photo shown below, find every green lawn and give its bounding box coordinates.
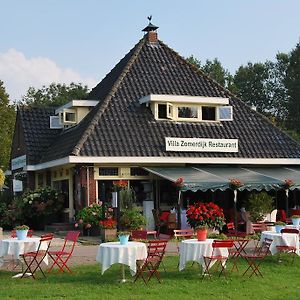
[0,255,299,300]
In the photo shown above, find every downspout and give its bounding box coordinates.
[87,167,90,206]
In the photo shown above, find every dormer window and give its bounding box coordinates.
[139,94,232,123]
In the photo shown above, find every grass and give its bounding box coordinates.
[0,255,300,300]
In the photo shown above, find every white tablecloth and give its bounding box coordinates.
[0,237,49,266]
[96,241,147,275]
[179,239,228,271]
[260,231,299,255]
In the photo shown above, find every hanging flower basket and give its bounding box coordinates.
[282,179,295,189]
[229,178,244,190]
[172,177,185,189]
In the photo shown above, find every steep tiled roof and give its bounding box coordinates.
[39,35,300,163]
[18,106,61,164]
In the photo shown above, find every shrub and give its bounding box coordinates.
[245,191,273,222]
[120,207,146,230]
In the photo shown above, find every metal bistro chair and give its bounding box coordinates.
[276,228,299,263]
[20,233,54,279]
[134,240,168,284]
[48,231,80,273]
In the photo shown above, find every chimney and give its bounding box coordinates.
[142,16,159,43]
[147,31,158,43]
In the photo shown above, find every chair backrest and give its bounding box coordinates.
[60,231,80,253]
[252,223,267,233]
[212,240,234,249]
[147,240,168,260]
[255,237,273,257]
[227,222,235,231]
[131,230,148,240]
[173,229,194,239]
[37,233,54,253]
[281,228,299,234]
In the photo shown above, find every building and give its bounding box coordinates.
[10,22,300,228]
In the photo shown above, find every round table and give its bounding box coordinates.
[96,241,147,282]
[260,231,299,255]
[179,239,228,272]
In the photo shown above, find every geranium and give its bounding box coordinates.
[112,180,128,191]
[173,177,184,189]
[229,178,244,189]
[282,179,294,189]
[99,218,117,229]
[186,202,225,230]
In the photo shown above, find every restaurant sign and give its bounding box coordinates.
[165,137,238,152]
[11,155,27,170]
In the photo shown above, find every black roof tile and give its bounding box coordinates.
[22,34,300,164]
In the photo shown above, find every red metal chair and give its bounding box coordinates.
[134,240,168,284]
[48,231,80,273]
[202,240,234,279]
[20,233,54,279]
[243,238,272,277]
[230,239,250,271]
[131,230,148,240]
[276,228,299,263]
[226,222,247,238]
[252,223,268,234]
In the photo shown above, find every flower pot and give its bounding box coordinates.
[119,235,130,245]
[16,230,28,240]
[196,228,207,241]
[292,218,300,226]
[275,225,285,233]
[101,228,117,241]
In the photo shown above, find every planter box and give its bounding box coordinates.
[101,228,117,241]
[83,226,101,236]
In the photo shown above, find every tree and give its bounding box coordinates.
[0,80,16,170]
[21,82,89,107]
[233,62,270,113]
[285,43,300,133]
[186,56,234,90]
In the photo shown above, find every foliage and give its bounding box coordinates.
[0,168,5,187]
[291,215,300,219]
[118,231,131,236]
[275,221,286,226]
[186,202,225,230]
[120,207,147,230]
[15,224,29,230]
[0,80,16,169]
[21,82,89,107]
[245,191,274,222]
[207,233,228,240]
[285,43,300,134]
[119,187,136,211]
[112,180,128,192]
[99,218,117,229]
[20,186,65,219]
[76,203,103,229]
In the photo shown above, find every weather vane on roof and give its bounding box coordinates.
[142,15,159,32]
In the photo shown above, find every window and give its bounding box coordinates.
[65,112,76,123]
[219,106,233,121]
[178,106,198,118]
[157,103,173,119]
[202,106,216,121]
[130,168,149,176]
[99,167,118,176]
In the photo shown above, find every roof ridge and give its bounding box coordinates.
[158,40,235,99]
[72,37,147,156]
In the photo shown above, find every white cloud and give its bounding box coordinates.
[0,49,97,101]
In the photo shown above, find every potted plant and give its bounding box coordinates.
[120,207,147,231]
[15,224,29,240]
[195,225,208,241]
[186,202,225,241]
[291,215,300,226]
[275,221,286,233]
[99,218,117,241]
[245,192,274,222]
[118,231,131,245]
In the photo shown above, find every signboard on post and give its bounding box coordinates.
[11,155,27,171]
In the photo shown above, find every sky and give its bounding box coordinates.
[1,0,300,102]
